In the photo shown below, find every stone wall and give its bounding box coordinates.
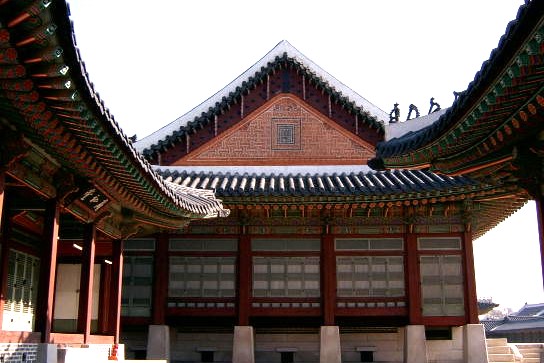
[341,330,404,363]
[427,326,464,363]
[254,332,320,363]
[0,343,39,363]
[171,332,233,363]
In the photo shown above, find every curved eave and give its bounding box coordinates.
[136,41,387,157]
[371,0,544,172]
[159,168,527,239]
[159,168,516,204]
[0,0,228,221]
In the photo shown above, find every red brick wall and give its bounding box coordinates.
[173,95,375,166]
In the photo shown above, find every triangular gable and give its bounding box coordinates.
[135,41,387,161]
[172,94,375,166]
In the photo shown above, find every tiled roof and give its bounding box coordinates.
[0,1,229,222]
[491,316,544,332]
[159,168,479,198]
[482,319,505,332]
[478,299,499,315]
[514,303,544,317]
[370,0,544,172]
[159,167,529,239]
[385,108,448,141]
[135,40,388,156]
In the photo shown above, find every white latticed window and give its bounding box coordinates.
[169,256,236,297]
[3,250,39,331]
[335,238,403,251]
[122,256,153,317]
[252,256,320,298]
[420,255,464,316]
[336,256,404,297]
[169,238,238,252]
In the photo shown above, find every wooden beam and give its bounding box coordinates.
[405,231,422,324]
[447,155,513,176]
[463,230,479,324]
[322,234,336,326]
[152,234,168,325]
[237,235,251,326]
[77,223,96,343]
[36,199,60,343]
[109,240,124,344]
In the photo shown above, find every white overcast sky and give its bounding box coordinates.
[67,0,542,311]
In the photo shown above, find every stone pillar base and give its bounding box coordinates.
[320,326,341,363]
[404,325,427,363]
[147,324,170,361]
[232,326,254,363]
[464,324,488,363]
[37,344,58,363]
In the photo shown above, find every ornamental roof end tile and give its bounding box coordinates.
[371,0,543,167]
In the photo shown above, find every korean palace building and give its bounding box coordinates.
[0,1,543,363]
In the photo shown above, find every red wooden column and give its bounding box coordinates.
[322,234,336,326]
[0,169,4,229]
[0,172,10,329]
[405,231,422,325]
[0,226,8,331]
[36,198,60,343]
[463,230,479,324]
[152,234,168,325]
[237,235,251,326]
[98,261,112,334]
[77,223,96,343]
[109,239,124,343]
[536,199,544,294]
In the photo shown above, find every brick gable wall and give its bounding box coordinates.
[172,95,375,166]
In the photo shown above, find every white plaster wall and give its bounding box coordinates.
[54,264,101,320]
[426,326,464,363]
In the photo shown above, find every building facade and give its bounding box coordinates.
[124,38,528,362]
[0,1,543,363]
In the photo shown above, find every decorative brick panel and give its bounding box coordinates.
[174,95,375,166]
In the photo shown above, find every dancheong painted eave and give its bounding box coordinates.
[369,0,544,174]
[134,40,389,156]
[157,166,528,239]
[0,0,229,223]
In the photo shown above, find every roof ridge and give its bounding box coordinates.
[134,40,388,153]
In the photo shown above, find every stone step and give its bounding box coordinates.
[487,338,509,347]
[487,346,511,354]
[523,359,540,363]
[520,352,540,358]
[487,353,516,362]
[516,343,544,349]
[518,347,543,353]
